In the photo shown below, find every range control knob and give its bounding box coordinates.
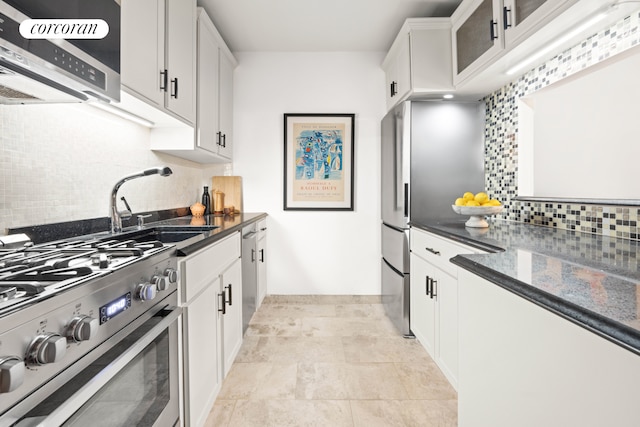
[164,268,178,284]
[66,315,99,342]
[27,333,67,365]
[136,282,157,301]
[0,356,25,393]
[151,274,169,291]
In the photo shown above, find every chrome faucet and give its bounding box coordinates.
[110,166,173,234]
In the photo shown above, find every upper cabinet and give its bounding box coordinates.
[452,0,504,86]
[382,19,453,110]
[502,0,576,46]
[121,0,196,125]
[197,9,237,161]
[451,0,639,98]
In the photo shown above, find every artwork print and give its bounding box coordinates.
[284,114,354,210]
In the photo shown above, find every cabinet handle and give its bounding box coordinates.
[221,133,226,148]
[160,69,168,91]
[431,279,438,300]
[218,292,226,315]
[216,131,222,146]
[259,249,265,263]
[503,7,512,29]
[490,19,498,41]
[260,227,267,231]
[425,247,441,256]
[390,81,398,97]
[425,276,430,296]
[225,283,233,306]
[251,249,256,262]
[170,77,178,98]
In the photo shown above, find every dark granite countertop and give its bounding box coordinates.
[7,209,267,256]
[155,212,267,256]
[411,218,640,355]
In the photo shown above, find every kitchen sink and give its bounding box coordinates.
[109,225,220,248]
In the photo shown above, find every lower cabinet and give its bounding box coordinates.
[256,218,267,308]
[180,232,242,427]
[457,268,640,427]
[410,227,482,389]
[220,258,242,377]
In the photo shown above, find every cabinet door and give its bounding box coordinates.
[503,0,575,46]
[183,279,222,427]
[436,269,458,387]
[453,0,503,84]
[196,15,220,154]
[257,234,267,308]
[410,253,436,357]
[221,258,243,376]
[217,50,234,160]
[121,0,165,107]
[166,0,196,123]
[383,32,411,110]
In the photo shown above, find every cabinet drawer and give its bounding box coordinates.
[257,218,267,240]
[181,231,241,303]
[410,229,478,276]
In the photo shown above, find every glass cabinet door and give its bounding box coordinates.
[454,0,503,78]
[503,0,575,46]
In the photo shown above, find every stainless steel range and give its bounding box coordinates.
[0,232,182,426]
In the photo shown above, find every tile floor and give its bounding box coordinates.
[204,295,458,426]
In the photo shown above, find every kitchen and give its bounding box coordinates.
[1,0,640,426]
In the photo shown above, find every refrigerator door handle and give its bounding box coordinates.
[404,183,409,218]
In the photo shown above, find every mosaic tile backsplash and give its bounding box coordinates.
[485,10,640,241]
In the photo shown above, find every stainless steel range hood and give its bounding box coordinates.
[0,63,89,104]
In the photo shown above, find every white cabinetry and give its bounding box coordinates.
[382,18,453,110]
[194,8,237,162]
[410,228,482,389]
[502,0,576,46]
[121,0,196,124]
[458,268,640,427]
[180,232,242,427]
[256,218,268,308]
[451,0,504,86]
[220,258,242,376]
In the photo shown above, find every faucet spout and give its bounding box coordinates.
[110,166,173,234]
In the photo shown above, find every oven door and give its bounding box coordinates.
[14,306,181,427]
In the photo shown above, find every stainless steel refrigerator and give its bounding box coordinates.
[381,100,485,336]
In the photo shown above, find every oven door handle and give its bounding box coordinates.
[15,306,181,427]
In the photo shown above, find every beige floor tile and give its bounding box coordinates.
[227,399,353,427]
[301,316,398,337]
[395,363,458,400]
[350,399,458,427]
[218,362,297,400]
[238,336,346,363]
[264,295,381,305]
[245,317,302,336]
[335,303,387,318]
[296,362,409,400]
[203,400,236,427]
[343,336,433,363]
[251,303,336,321]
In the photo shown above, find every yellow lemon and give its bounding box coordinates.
[465,200,480,207]
[474,192,489,204]
[488,199,501,206]
[454,197,465,206]
[462,192,475,201]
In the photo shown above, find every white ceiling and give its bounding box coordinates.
[196,0,463,53]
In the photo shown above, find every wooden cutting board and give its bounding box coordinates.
[212,176,243,213]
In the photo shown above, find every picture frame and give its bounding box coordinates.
[283,113,355,211]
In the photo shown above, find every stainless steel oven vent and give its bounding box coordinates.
[0,83,39,101]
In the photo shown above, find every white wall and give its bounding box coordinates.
[233,52,386,295]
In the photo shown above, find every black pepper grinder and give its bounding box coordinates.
[202,186,211,215]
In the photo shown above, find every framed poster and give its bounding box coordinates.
[283,113,355,211]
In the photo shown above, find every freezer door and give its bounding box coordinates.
[381,102,410,228]
[381,258,411,336]
[381,223,409,274]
